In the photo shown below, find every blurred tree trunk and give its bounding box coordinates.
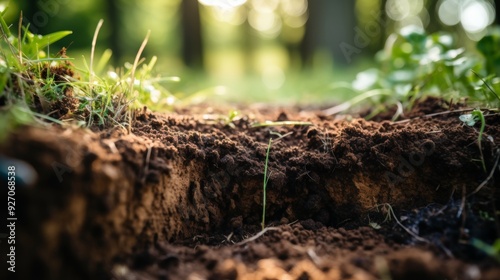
[300,0,356,67]
[243,20,255,74]
[180,0,204,69]
[379,0,388,46]
[495,0,500,24]
[285,41,302,71]
[105,0,121,66]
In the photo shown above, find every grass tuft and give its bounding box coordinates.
[0,14,179,134]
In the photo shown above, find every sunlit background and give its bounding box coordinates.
[3,0,500,104]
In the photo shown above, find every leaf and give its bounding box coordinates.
[22,30,73,58]
[0,13,12,38]
[459,113,477,126]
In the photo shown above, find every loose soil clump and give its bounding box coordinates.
[1,98,499,279]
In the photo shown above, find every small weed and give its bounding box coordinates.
[219,109,240,128]
[0,13,179,131]
[459,109,487,172]
[225,110,239,125]
[260,128,307,230]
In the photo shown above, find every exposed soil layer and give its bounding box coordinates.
[1,98,499,279]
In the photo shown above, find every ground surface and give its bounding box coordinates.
[1,98,500,280]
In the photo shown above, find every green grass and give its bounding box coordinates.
[259,128,310,230]
[0,14,179,134]
[3,14,500,132]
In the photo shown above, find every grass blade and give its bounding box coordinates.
[262,138,272,230]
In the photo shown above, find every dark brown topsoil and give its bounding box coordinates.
[1,98,500,280]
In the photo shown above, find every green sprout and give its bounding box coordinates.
[261,137,272,230]
[223,110,239,128]
[260,129,301,230]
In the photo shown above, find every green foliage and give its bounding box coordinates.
[259,128,309,230]
[477,27,500,77]
[472,238,500,262]
[218,110,239,128]
[332,26,500,116]
[0,15,72,65]
[78,53,179,127]
[0,14,178,130]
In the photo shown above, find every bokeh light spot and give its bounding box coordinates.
[438,0,461,26]
[461,1,491,33]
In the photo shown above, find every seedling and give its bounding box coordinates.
[459,109,486,172]
[260,130,294,230]
[201,110,240,128]
[226,110,239,124]
[261,137,272,230]
[221,109,239,128]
